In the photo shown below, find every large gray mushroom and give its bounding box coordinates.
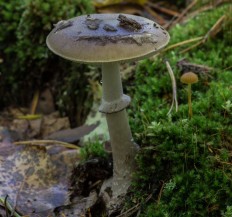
[46,13,170,198]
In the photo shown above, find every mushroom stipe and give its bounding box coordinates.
[180,72,199,119]
[46,13,170,200]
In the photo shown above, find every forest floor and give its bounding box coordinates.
[0,0,231,216]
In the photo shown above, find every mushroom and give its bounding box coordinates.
[180,71,198,119]
[46,14,170,198]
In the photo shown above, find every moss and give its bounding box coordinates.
[80,140,108,161]
[0,0,94,125]
[127,4,232,216]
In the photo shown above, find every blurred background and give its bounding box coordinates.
[0,0,231,131]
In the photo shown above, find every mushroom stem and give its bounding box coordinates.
[101,62,139,197]
[187,83,193,119]
[102,63,122,101]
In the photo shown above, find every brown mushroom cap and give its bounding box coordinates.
[46,14,170,63]
[180,72,199,84]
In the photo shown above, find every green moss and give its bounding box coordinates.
[80,140,108,161]
[130,71,232,216]
[0,0,94,125]
[128,4,232,217]
[222,206,232,217]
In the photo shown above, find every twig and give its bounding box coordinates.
[4,195,9,217]
[204,15,226,39]
[157,181,165,204]
[13,140,79,149]
[162,36,204,52]
[147,2,180,17]
[30,90,40,115]
[223,65,232,71]
[165,60,178,115]
[185,0,230,20]
[16,114,42,120]
[177,58,213,76]
[0,197,22,217]
[215,158,232,166]
[180,40,203,54]
[180,15,226,53]
[116,194,153,217]
[144,5,166,25]
[167,0,198,28]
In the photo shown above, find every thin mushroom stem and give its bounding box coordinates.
[102,63,122,101]
[187,83,193,119]
[101,63,139,197]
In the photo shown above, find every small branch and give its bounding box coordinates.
[180,40,203,54]
[204,15,226,40]
[162,37,204,52]
[180,15,226,53]
[147,2,180,17]
[185,0,230,20]
[165,60,178,115]
[4,195,9,217]
[157,181,165,204]
[223,65,232,71]
[167,0,198,28]
[30,90,40,115]
[143,5,166,25]
[0,197,22,217]
[117,194,153,217]
[13,140,79,149]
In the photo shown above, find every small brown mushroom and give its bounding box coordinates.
[46,13,170,198]
[180,72,198,119]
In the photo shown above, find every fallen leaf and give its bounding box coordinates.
[0,138,79,216]
[41,111,70,137]
[46,123,99,143]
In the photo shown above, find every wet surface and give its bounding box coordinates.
[50,14,168,45]
[47,13,170,63]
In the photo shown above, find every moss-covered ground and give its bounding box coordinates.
[127,4,232,217]
[1,0,231,216]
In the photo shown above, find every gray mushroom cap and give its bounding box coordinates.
[46,13,170,63]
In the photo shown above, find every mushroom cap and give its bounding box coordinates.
[46,14,170,63]
[180,72,199,84]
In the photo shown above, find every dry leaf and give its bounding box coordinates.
[0,139,79,216]
[46,123,99,143]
